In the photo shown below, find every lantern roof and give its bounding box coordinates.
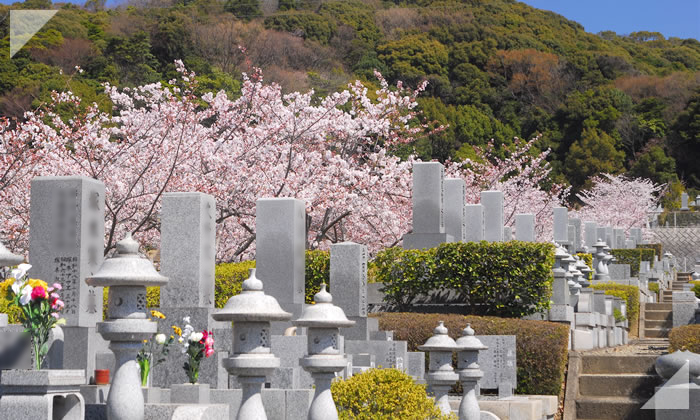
[213,268,291,322]
[86,233,168,287]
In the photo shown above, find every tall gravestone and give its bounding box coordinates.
[630,228,642,245]
[553,207,569,245]
[476,335,516,397]
[444,178,466,242]
[596,227,608,247]
[569,218,582,252]
[155,192,229,389]
[256,198,307,323]
[464,205,484,242]
[28,176,106,382]
[514,214,535,242]
[613,228,625,249]
[481,191,504,242]
[330,242,377,340]
[503,226,512,241]
[403,162,453,249]
[584,221,598,250]
[604,226,613,248]
[681,192,689,211]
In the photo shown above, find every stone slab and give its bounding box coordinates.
[514,214,535,242]
[465,204,484,242]
[411,162,446,234]
[481,191,503,242]
[444,178,467,242]
[553,207,568,244]
[330,242,368,318]
[402,232,453,250]
[476,335,516,393]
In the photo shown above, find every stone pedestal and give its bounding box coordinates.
[171,383,210,404]
[0,369,86,420]
[672,291,698,327]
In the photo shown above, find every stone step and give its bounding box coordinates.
[644,310,672,320]
[581,354,658,375]
[645,302,672,310]
[579,373,663,398]
[575,396,654,420]
[644,328,670,338]
[644,319,673,328]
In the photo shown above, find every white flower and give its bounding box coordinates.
[182,316,191,324]
[10,263,31,282]
[178,337,184,343]
[155,334,166,345]
[19,285,32,305]
[11,279,23,295]
[189,332,203,342]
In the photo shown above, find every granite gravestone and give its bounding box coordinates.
[681,192,689,211]
[596,227,608,247]
[630,228,642,245]
[613,228,625,249]
[569,218,582,252]
[444,178,467,242]
[256,198,307,322]
[514,214,535,242]
[330,242,378,340]
[553,207,568,245]
[481,191,504,242]
[476,335,516,397]
[155,192,229,389]
[28,176,107,382]
[464,204,484,242]
[403,162,453,249]
[503,226,512,241]
[584,221,598,250]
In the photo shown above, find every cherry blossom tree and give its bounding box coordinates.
[446,137,570,241]
[573,173,664,236]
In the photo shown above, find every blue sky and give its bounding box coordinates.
[521,0,700,40]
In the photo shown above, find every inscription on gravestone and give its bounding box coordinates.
[476,335,516,392]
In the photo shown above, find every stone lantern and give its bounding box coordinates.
[563,254,581,306]
[575,257,592,288]
[86,233,168,420]
[293,284,354,420]
[455,324,487,420]
[418,321,459,416]
[593,239,609,281]
[212,268,291,420]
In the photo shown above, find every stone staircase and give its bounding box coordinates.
[660,273,691,303]
[574,354,662,420]
[643,302,672,338]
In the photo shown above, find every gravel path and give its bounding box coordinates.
[581,339,669,355]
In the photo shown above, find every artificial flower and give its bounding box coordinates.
[155,334,166,345]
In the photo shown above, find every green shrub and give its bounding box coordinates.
[638,243,662,259]
[265,12,337,44]
[374,242,555,317]
[648,281,660,295]
[332,368,455,420]
[610,248,656,276]
[576,253,593,279]
[103,286,161,319]
[373,312,569,396]
[690,280,700,299]
[590,283,640,337]
[669,325,700,353]
[215,260,256,308]
[306,250,330,304]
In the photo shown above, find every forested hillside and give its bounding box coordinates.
[1,0,699,202]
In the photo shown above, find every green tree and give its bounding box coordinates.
[377,34,448,84]
[224,0,262,20]
[669,88,700,187]
[629,145,678,186]
[564,126,625,191]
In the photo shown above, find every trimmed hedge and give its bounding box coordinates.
[638,243,662,259]
[374,242,555,317]
[610,248,656,277]
[372,312,569,396]
[669,325,700,353]
[690,280,700,299]
[215,260,256,308]
[590,283,640,337]
[331,368,454,420]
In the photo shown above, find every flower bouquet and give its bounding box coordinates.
[172,316,214,384]
[136,310,175,387]
[0,263,66,370]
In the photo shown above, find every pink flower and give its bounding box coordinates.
[205,347,214,358]
[31,285,47,300]
[50,292,60,300]
[51,312,59,319]
[51,299,64,310]
[52,283,62,290]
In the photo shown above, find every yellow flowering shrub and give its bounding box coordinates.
[331,368,455,420]
[0,279,22,323]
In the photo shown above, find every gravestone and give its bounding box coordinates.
[567,225,576,252]
[596,227,608,247]
[584,221,598,250]
[503,226,512,241]
[155,192,230,389]
[613,228,625,249]
[625,239,636,249]
[256,198,306,323]
[476,335,516,397]
[464,204,484,242]
[608,264,631,280]
[630,228,642,245]
[604,226,613,248]
[553,207,568,245]
[28,176,107,383]
[403,162,453,249]
[514,214,535,242]
[481,191,503,242]
[444,178,466,242]
[330,242,378,340]
[680,192,689,211]
[569,218,582,252]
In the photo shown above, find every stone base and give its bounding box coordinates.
[211,388,313,420]
[80,384,109,404]
[142,386,162,404]
[343,316,379,341]
[450,394,558,420]
[572,329,595,351]
[0,369,86,420]
[145,403,229,420]
[402,233,453,250]
[654,383,700,420]
[171,383,210,404]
